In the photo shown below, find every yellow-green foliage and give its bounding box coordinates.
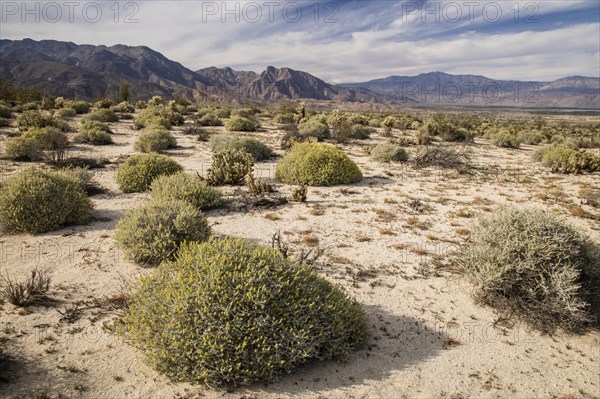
[207,149,254,186]
[369,142,408,163]
[150,172,222,210]
[273,113,295,124]
[118,237,368,386]
[4,127,69,163]
[16,111,70,132]
[116,153,183,193]
[83,109,119,123]
[69,101,90,114]
[209,135,273,161]
[290,185,307,202]
[459,207,599,333]
[298,118,330,140]
[0,168,92,234]
[133,105,183,129]
[114,199,211,265]
[55,108,76,118]
[0,104,13,118]
[490,131,521,148]
[517,130,545,145]
[134,126,177,153]
[533,145,600,174]
[276,142,362,186]
[225,116,259,132]
[197,113,222,126]
[74,122,113,145]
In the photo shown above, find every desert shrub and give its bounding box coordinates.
[368,118,382,128]
[70,101,90,114]
[245,174,273,195]
[134,127,177,153]
[84,109,119,123]
[232,107,258,118]
[207,150,254,186]
[290,185,307,202]
[118,237,367,386]
[0,168,92,234]
[415,130,432,145]
[133,106,179,130]
[94,98,114,109]
[82,119,112,133]
[381,116,396,136]
[56,167,100,195]
[491,131,521,148]
[412,144,472,171]
[350,124,372,140]
[22,102,39,110]
[74,125,113,145]
[110,102,135,113]
[4,127,69,163]
[518,130,545,145]
[370,143,408,163]
[114,199,211,265]
[276,142,362,186]
[116,153,183,193]
[298,119,330,140]
[134,114,171,130]
[0,104,12,118]
[533,145,600,174]
[459,206,599,333]
[148,96,164,107]
[197,112,222,126]
[209,135,273,161]
[225,116,259,132]
[150,173,221,210]
[273,113,295,124]
[442,128,474,142]
[17,111,69,131]
[56,108,77,118]
[1,268,51,307]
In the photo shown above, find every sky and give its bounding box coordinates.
[1,0,599,82]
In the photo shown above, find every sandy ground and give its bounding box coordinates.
[0,111,599,399]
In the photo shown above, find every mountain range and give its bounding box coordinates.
[1,39,598,109]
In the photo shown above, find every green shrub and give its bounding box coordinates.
[0,104,12,118]
[4,127,69,163]
[94,98,114,109]
[442,128,474,142]
[70,101,90,114]
[0,168,92,234]
[209,135,273,161]
[533,145,600,174]
[82,119,112,133]
[110,102,135,113]
[83,109,119,123]
[114,199,211,265]
[225,116,259,132]
[197,113,222,126]
[116,153,183,193]
[415,130,432,145]
[74,124,113,145]
[369,118,382,128]
[150,172,221,210]
[56,167,98,195]
[350,124,372,140]
[17,111,69,132]
[298,119,330,140]
[276,142,362,186]
[118,237,367,386]
[215,108,231,119]
[133,106,180,129]
[517,130,545,145]
[232,107,258,118]
[56,108,77,118]
[273,113,295,124]
[134,114,171,130]
[207,149,254,186]
[459,206,599,333]
[491,132,521,148]
[134,127,177,153]
[370,143,408,163]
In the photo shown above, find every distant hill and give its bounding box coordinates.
[340,71,600,109]
[1,39,598,108]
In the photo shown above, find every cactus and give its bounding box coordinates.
[207,149,254,186]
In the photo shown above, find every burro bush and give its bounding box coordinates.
[150,172,222,210]
[134,126,177,153]
[4,127,69,163]
[225,116,260,132]
[533,144,600,174]
[369,142,408,163]
[116,153,183,193]
[276,142,362,186]
[118,237,368,386]
[459,206,599,333]
[207,149,254,186]
[0,168,92,234]
[114,199,211,265]
[209,135,273,161]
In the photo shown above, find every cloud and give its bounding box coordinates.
[1,0,598,82]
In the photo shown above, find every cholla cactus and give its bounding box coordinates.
[207,149,254,186]
[148,95,164,107]
[54,97,66,109]
[382,116,397,136]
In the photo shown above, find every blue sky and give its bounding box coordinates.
[1,0,599,82]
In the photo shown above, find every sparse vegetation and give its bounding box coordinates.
[118,237,367,386]
[116,153,183,193]
[533,145,600,174]
[276,142,362,186]
[1,268,51,307]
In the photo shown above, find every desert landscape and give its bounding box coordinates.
[0,97,598,398]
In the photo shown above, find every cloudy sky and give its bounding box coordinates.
[2,0,599,82]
